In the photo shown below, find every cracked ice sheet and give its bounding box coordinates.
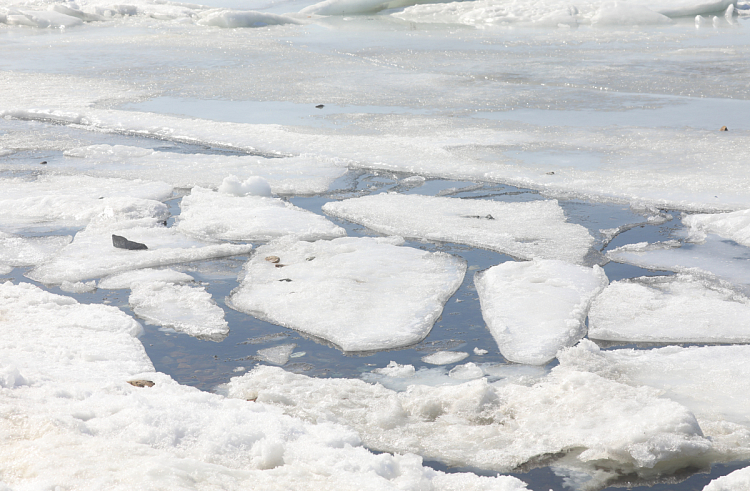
[228,236,466,352]
[0,174,172,232]
[176,186,345,242]
[6,104,750,212]
[225,362,712,489]
[58,145,348,195]
[26,215,253,285]
[474,259,608,365]
[558,340,750,462]
[588,274,750,343]
[0,282,528,491]
[323,195,596,265]
[606,235,750,289]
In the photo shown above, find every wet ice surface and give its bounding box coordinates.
[3,5,750,490]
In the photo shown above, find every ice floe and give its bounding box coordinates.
[228,236,466,351]
[703,466,750,491]
[684,208,750,247]
[256,343,297,365]
[0,174,172,232]
[98,268,194,289]
[421,351,470,365]
[559,340,750,461]
[176,183,346,242]
[26,214,253,285]
[588,274,750,343]
[0,281,529,491]
[0,232,71,271]
[323,194,596,264]
[227,362,712,487]
[475,259,608,365]
[129,281,229,341]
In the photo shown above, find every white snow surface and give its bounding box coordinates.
[218,175,272,197]
[0,281,528,491]
[703,466,750,491]
[475,259,608,365]
[228,236,466,351]
[129,281,229,340]
[0,232,71,270]
[588,274,750,343]
[98,268,195,289]
[684,208,750,247]
[323,194,596,264]
[176,185,346,242]
[226,362,713,485]
[559,340,750,460]
[0,174,172,231]
[26,215,253,285]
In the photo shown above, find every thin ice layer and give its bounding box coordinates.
[27,215,253,285]
[0,281,529,491]
[176,186,345,242]
[0,174,172,231]
[475,259,608,365]
[588,274,750,343]
[323,195,595,265]
[60,145,348,195]
[684,209,750,247]
[558,340,750,461]
[228,236,466,352]
[607,237,750,288]
[226,363,712,487]
[129,281,229,341]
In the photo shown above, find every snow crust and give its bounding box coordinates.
[0,174,172,231]
[589,274,750,343]
[475,259,608,365]
[323,194,595,264]
[0,281,527,491]
[227,363,712,486]
[176,185,345,242]
[228,236,466,351]
[26,215,253,285]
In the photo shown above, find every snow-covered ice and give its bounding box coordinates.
[589,274,750,343]
[98,268,195,289]
[684,208,750,247]
[228,236,466,351]
[475,259,608,365]
[256,343,297,365]
[421,351,470,365]
[176,183,345,242]
[0,232,71,270]
[323,194,596,264]
[703,466,750,491]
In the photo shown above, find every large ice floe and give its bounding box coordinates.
[0,281,529,491]
[225,361,713,489]
[323,194,596,265]
[475,259,608,364]
[0,174,172,232]
[588,274,750,343]
[175,177,346,242]
[228,236,466,351]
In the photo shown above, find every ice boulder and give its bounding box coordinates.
[323,194,596,265]
[228,236,466,351]
[589,274,750,343]
[176,185,346,242]
[475,259,608,365]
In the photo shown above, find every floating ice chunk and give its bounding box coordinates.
[422,351,469,365]
[218,175,272,197]
[592,2,672,25]
[256,344,296,365]
[98,268,194,289]
[475,259,608,365]
[176,186,345,242]
[197,9,301,27]
[589,274,750,343]
[129,281,229,340]
[684,209,750,247]
[59,280,97,293]
[0,175,172,231]
[228,364,711,485]
[449,362,484,380]
[323,195,595,264]
[0,232,71,269]
[27,216,253,285]
[703,466,750,491]
[696,14,706,26]
[373,361,417,378]
[228,236,466,352]
[559,340,750,457]
[474,347,488,355]
[607,236,750,288]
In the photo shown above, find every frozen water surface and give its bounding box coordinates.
[2,2,750,490]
